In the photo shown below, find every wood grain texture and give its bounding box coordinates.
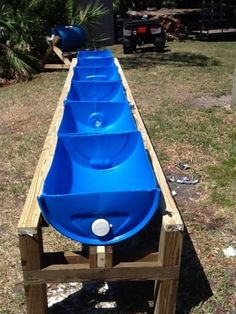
[53,46,71,65]
[154,225,183,314]
[18,58,77,234]
[44,64,70,70]
[24,263,179,284]
[114,58,183,232]
[19,228,47,314]
[24,284,48,314]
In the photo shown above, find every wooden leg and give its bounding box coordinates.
[89,246,113,268]
[154,224,183,314]
[19,227,48,314]
[24,284,48,314]
[154,280,179,314]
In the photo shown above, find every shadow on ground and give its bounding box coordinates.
[119,48,220,70]
[176,227,213,314]
[48,216,213,314]
[194,30,236,42]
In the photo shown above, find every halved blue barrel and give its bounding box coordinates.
[78,50,113,58]
[38,131,160,245]
[67,81,126,102]
[58,101,136,135]
[73,66,121,81]
[51,26,86,52]
[77,56,114,67]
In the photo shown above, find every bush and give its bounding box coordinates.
[0,0,107,82]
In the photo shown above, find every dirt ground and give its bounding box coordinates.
[0,41,236,314]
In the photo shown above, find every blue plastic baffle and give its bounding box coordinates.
[67,81,126,102]
[72,66,121,81]
[51,26,86,52]
[38,131,160,245]
[77,56,115,67]
[79,50,113,58]
[58,101,137,135]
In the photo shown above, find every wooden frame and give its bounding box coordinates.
[42,36,71,70]
[18,58,184,314]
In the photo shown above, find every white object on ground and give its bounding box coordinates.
[172,190,177,196]
[223,246,236,257]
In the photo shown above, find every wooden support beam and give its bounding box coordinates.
[44,64,70,70]
[53,46,71,65]
[42,36,71,70]
[89,246,113,268]
[23,263,179,284]
[154,224,183,314]
[19,228,48,314]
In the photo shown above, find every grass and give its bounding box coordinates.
[0,40,236,314]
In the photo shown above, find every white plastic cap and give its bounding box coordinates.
[92,219,110,237]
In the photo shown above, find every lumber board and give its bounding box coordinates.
[43,251,159,267]
[17,59,77,234]
[44,64,70,70]
[53,46,71,65]
[114,58,183,232]
[23,263,179,284]
[154,223,183,313]
[19,228,47,313]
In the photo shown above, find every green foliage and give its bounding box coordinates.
[0,0,108,81]
[66,0,108,28]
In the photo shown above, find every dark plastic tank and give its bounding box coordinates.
[51,26,86,52]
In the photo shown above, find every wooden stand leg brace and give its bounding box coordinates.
[154,224,183,314]
[19,228,48,314]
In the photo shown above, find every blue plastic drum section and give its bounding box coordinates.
[67,81,126,102]
[51,26,86,52]
[79,50,113,58]
[78,56,115,67]
[38,49,161,245]
[58,101,137,135]
[38,132,160,245]
[72,66,121,81]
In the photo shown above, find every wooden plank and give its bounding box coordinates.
[43,250,158,266]
[23,263,179,284]
[89,246,97,268]
[43,251,89,266]
[89,246,113,268]
[24,284,48,314]
[19,228,48,314]
[97,246,106,268]
[53,46,71,65]
[154,224,183,314]
[17,58,77,234]
[114,58,184,232]
[105,246,113,267]
[44,64,70,70]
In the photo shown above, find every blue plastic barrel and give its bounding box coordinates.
[58,101,136,135]
[51,26,86,52]
[38,48,161,245]
[78,50,113,58]
[38,131,160,245]
[67,81,126,102]
[78,56,114,67]
[73,66,121,81]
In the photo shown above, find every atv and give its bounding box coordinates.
[123,19,166,54]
